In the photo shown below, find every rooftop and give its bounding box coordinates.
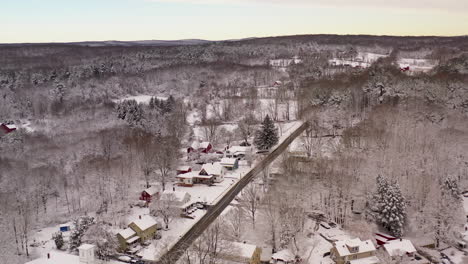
[130,215,158,231]
[383,239,417,257]
[334,238,376,257]
[118,228,136,239]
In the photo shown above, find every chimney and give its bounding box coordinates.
[139,215,142,220]
[47,253,50,259]
[400,238,402,241]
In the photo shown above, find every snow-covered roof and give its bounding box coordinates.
[161,190,190,202]
[191,141,211,149]
[118,228,136,239]
[220,158,237,166]
[227,146,249,154]
[348,256,380,264]
[177,166,191,171]
[176,171,198,179]
[143,186,159,196]
[272,249,295,261]
[130,215,158,231]
[201,162,224,175]
[1,123,17,129]
[334,238,376,257]
[126,236,140,244]
[231,241,257,259]
[77,244,95,250]
[383,239,416,257]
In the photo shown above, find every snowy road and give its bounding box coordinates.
[156,121,308,263]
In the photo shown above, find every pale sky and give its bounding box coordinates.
[2,0,468,43]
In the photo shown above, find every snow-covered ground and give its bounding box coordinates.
[329,52,437,73]
[112,95,168,104]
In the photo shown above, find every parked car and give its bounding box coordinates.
[323,252,331,257]
[118,256,132,263]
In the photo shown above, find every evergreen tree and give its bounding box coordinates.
[254,115,279,150]
[52,232,64,250]
[116,100,143,126]
[442,177,461,201]
[69,216,95,252]
[372,176,406,237]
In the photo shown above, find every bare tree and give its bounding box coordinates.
[202,118,221,143]
[154,136,180,191]
[151,193,180,229]
[240,183,260,229]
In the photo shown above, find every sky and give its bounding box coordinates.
[1,0,468,43]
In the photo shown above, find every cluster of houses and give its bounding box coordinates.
[330,234,430,264]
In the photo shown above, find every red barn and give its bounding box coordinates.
[176,166,192,175]
[139,186,160,202]
[187,141,212,154]
[0,123,17,136]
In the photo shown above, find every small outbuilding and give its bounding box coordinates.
[176,166,192,175]
[140,186,160,202]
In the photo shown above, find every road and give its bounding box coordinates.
[156,121,308,264]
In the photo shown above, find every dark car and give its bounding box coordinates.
[323,252,331,257]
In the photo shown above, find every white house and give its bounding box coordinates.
[220,158,239,170]
[226,146,250,158]
[200,162,226,182]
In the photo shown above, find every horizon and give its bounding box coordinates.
[2,0,468,43]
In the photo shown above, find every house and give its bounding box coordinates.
[139,186,160,202]
[25,244,97,264]
[226,146,250,158]
[127,215,158,244]
[375,233,397,246]
[176,166,192,175]
[160,190,191,207]
[383,239,416,258]
[0,123,17,136]
[188,141,212,154]
[218,241,262,264]
[117,227,139,251]
[176,170,216,186]
[176,171,197,186]
[220,158,239,171]
[200,162,226,182]
[271,249,295,263]
[331,238,379,264]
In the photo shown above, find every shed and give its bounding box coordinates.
[140,186,160,202]
[176,166,192,175]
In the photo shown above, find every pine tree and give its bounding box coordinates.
[371,176,406,237]
[69,216,95,252]
[52,232,64,250]
[254,115,279,150]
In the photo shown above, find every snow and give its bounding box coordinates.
[131,215,158,231]
[229,241,257,259]
[272,249,295,261]
[24,250,124,264]
[348,256,380,264]
[77,243,95,250]
[441,247,467,264]
[161,190,190,203]
[118,228,136,239]
[334,238,376,257]
[220,158,237,166]
[113,95,167,105]
[383,239,416,257]
[201,162,224,175]
[24,250,79,264]
[142,186,159,196]
[177,166,191,171]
